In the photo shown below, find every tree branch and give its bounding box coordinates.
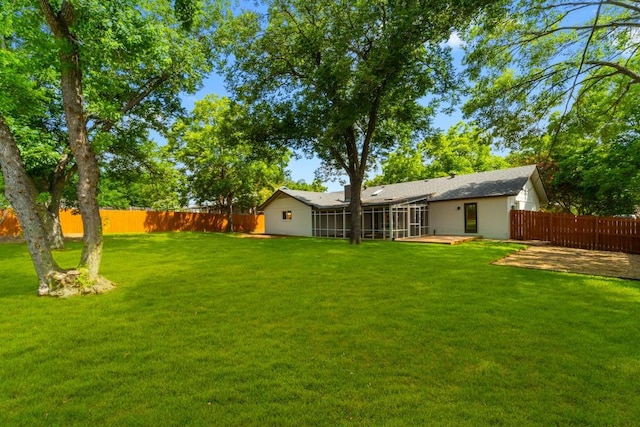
[271,54,306,79]
[586,60,640,83]
[328,144,349,173]
[541,1,640,14]
[606,80,633,115]
[550,0,604,150]
[87,72,172,133]
[523,21,640,46]
[38,0,73,40]
[360,91,382,180]
[533,1,640,15]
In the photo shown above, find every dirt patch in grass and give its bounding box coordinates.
[232,233,286,239]
[494,245,640,281]
[0,235,24,244]
[0,235,83,244]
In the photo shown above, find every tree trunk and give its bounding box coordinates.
[342,123,366,245]
[1,118,112,296]
[55,39,103,277]
[42,157,76,250]
[39,0,111,287]
[44,199,65,250]
[226,194,234,232]
[0,118,62,293]
[348,175,363,244]
[60,65,103,278]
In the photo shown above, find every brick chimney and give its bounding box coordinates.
[344,184,351,201]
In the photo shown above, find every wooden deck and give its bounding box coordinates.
[397,235,482,245]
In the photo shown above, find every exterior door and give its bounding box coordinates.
[464,203,477,233]
[409,206,420,237]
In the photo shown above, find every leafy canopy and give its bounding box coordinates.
[221,0,493,242]
[368,122,509,186]
[508,84,640,216]
[171,95,289,212]
[463,0,640,146]
[1,0,225,211]
[224,0,488,168]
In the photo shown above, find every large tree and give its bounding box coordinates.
[463,0,640,146]
[171,95,289,230]
[0,0,223,295]
[222,0,493,244]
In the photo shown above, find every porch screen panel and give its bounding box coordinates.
[392,205,409,239]
[314,209,348,238]
[361,207,388,239]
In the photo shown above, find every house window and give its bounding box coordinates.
[282,210,292,221]
[464,203,477,233]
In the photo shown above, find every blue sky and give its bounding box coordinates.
[180,22,468,192]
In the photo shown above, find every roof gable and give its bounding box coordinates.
[258,188,345,210]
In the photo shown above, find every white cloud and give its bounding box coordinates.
[446,32,465,49]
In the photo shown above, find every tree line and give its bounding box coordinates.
[1,0,638,295]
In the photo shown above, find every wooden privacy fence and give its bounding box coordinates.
[0,209,21,237]
[510,210,640,254]
[0,209,264,236]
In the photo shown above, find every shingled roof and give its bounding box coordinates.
[260,165,547,210]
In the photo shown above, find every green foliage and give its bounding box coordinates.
[223,2,487,169]
[464,1,640,215]
[1,0,226,209]
[510,131,640,216]
[423,122,510,177]
[99,142,184,210]
[552,135,640,216]
[173,0,201,31]
[73,0,224,130]
[367,143,430,186]
[283,177,328,193]
[0,1,53,121]
[0,234,639,424]
[508,83,640,215]
[171,95,289,212]
[464,0,640,145]
[222,0,493,241]
[368,122,509,185]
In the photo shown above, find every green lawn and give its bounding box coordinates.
[1,233,639,426]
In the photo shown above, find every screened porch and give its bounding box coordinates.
[311,202,429,240]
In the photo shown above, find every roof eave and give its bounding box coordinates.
[531,167,549,205]
[257,189,286,211]
[430,192,521,203]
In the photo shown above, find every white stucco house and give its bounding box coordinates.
[259,165,548,240]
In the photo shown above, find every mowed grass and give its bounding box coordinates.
[1,233,639,426]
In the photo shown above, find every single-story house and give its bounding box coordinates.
[259,165,548,240]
